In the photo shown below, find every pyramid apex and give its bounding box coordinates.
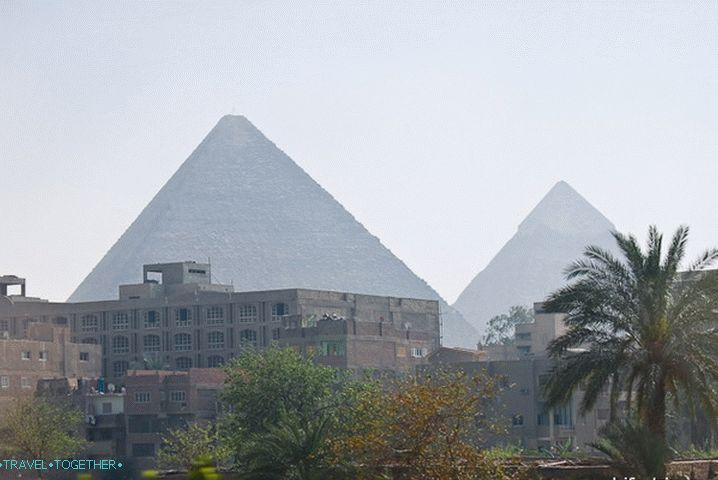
[218,113,251,124]
[518,181,614,235]
[214,114,259,132]
[546,180,576,195]
[194,114,267,150]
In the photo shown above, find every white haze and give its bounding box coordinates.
[1,1,717,303]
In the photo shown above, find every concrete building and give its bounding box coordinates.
[281,293,438,374]
[85,387,128,458]
[0,319,101,411]
[429,303,612,451]
[35,369,224,473]
[35,377,127,459]
[123,368,225,470]
[0,261,440,384]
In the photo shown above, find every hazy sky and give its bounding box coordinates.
[1,1,717,304]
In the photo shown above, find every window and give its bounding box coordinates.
[132,443,155,457]
[0,376,9,388]
[53,316,68,326]
[271,303,288,321]
[553,405,573,427]
[512,414,524,426]
[176,357,192,370]
[81,337,98,344]
[21,377,32,389]
[537,412,549,426]
[112,312,129,330]
[112,336,130,354]
[81,315,98,332]
[207,355,224,368]
[517,346,531,354]
[143,334,160,352]
[174,333,192,352]
[102,402,113,414]
[239,329,257,348]
[597,408,610,421]
[0,319,8,332]
[198,389,217,401]
[238,304,257,323]
[410,347,427,358]
[516,332,532,341]
[80,352,90,362]
[206,306,224,325]
[39,351,48,361]
[21,351,30,360]
[169,391,186,402]
[272,327,281,341]
[144,310,160,329]
[113,360,129,378]
[129,415,158,433]
[175,308,192,327]
[320,341,345,356]
[207,331,224,350]
[134,392,151,403]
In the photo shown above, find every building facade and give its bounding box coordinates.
[122,368,225,470]
[0,318,101,411]
[0,262,441,384]
[429,303,612,451]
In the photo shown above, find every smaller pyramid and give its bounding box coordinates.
[453,181,616,333]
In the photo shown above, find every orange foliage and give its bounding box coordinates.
[330,369,521,480]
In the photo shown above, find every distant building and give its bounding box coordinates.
[429,303,612,451]
[123,368,225,470]
[0,261,440,383]
[85,386,127,458]
[35,377,127,459]
[0,318,101,411]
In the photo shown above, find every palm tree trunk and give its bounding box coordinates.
[609,372,620,423]
[645,378,667,478]
[647,381,666,441]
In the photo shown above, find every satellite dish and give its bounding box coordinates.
[107,384,115,393]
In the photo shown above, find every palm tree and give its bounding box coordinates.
[590,419,670,478]
[238,412,343,480]
[543,226,718,449]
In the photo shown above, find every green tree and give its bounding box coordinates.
[1,398,86,473]
[222,346,347,475]
[543,226,718,476]
[482,305,533,346]
[157,421,230,471]
[222,347,340,437]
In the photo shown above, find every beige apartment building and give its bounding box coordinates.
[0,262,441,384]
[0,277,102,411]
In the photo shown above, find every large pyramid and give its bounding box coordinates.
[453,181,616,334]
[69,115,478,347]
